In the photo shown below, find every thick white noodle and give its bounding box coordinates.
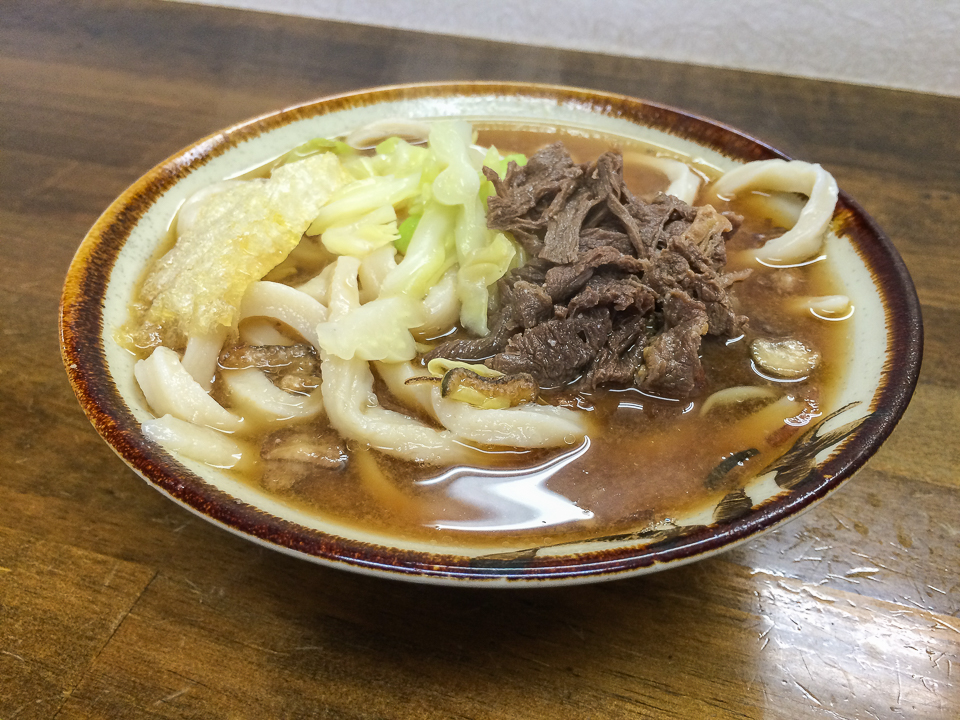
[417,268,461,337]
[734,396,805,437]
[375,361,438,420]
[345,118,431,149]
[321,257,472,464]
[378,360,591,449]
[296,263,335,304]
[239,318,295,346]
[700,386,778,416]
[239,281,328,349]
[322,356,473,464]
[627,154,702,204]
[326,256,362,319]
[431,387,590,448]
[221,368,324,423]
[135,346,242,432]
[142,414,252,470]
[712,159,839,266]
[180,327,227,391]
[358,245,398,304]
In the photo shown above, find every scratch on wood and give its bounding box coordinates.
[897,594,929,611]
[844,566,880,579]
[102,563,118,588]
[829,511,852,530]
[243,643,287,656]
[896,657,903,707]
[51,569,160,720]
[794,680,823,706]
[933,618,960,635]
[919,675,938,694]
[155,687,191,705]
[826,572,860,585]
[801,586,836,604]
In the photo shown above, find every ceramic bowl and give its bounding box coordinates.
[60,82,922,586]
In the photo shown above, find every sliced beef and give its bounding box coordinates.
[488,309,612,387]
[577,314,649,389]
[544,246,645,301]
[639,290,709,397]
[623,193,699,258]
[507,257,552,287]
[643,233,748,339]
[423,327,507,363]
[428,143,750,398]
[540,185,602,264]
[566,275,656,317]
[579,227,634,255]
[484,143,583,255]
[685,205,733,270]
[512,280,554,328]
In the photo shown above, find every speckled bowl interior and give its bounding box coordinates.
[60,82,922,586]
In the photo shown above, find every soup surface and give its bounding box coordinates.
[131,123,849,548]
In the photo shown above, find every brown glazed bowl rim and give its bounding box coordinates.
[60,81,923,586]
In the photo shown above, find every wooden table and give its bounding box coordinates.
[2,1,958,717]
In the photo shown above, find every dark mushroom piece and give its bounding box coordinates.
[259,426,347,492]
[219,343,322,394]
[750,338,821,379]
[440,368,539,409]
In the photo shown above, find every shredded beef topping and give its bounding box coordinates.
[488,309,613,387]
[428,144,750,397]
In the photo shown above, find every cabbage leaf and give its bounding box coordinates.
[315,295,425,362]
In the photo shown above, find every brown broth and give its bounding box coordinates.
[141,125,850,547]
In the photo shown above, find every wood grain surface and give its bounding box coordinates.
[2,1,958,718]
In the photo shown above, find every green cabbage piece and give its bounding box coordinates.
[307,173,421,236]
[320,205,400,257]
[426,122,520,334]
[457,232,516,336]
[346,137,436,180]
[310,121,525,337]
[395,214,421,253]
[315,295,425,362]
[275,137,356,168]
[430,121,481,206]
[379,202,456,298]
